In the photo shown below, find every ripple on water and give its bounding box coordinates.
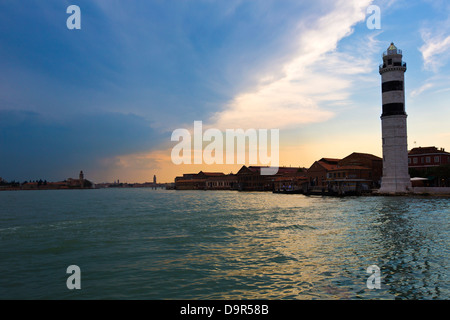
[0,190,448,299]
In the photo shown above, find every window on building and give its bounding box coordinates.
[388,59,392,65]
[434,156,440,163]
[413,158,418,164]
[408,158,411,164]
[426,157,431,163]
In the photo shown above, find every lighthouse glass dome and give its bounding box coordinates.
[383,42,402,56]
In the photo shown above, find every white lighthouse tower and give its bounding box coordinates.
[378,43,412,194]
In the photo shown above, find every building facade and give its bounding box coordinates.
[408,147,450,169]
[408,146,450,187]
[337,152,383,186]
[306,158,340,187]
[175,171,225,190]
[206,175,238,190]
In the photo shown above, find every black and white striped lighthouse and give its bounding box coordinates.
[378,43,412,193]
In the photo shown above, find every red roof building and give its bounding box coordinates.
[307,153,382,189]
[408,147,450,187]
[175,171,226,190]
[306,158,341,187]
[236,165,306,191]
[408,147,450,169]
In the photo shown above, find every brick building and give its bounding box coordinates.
[236,166,305,191]
[306,158,340,187]
[408,147,450,169]
[175,171,225,190]
[408,146,450,187]
[336,152,383,187]
[307,153,382,192]
[206,174,238,190]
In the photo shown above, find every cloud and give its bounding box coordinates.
[420,33,450,72]
[208,0,374,130]
[0,110,164,181]
[1,0,387,183]
[419,16,450,72]
[411,82,434,97]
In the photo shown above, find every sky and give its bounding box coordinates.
[1,0,450,183]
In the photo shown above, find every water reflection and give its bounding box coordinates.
[197,194,449,300]
[1,189,448,299]
[372,197,448,299]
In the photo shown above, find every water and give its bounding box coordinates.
[0,189,448,300]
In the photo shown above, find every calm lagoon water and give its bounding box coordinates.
[0,188,448,299]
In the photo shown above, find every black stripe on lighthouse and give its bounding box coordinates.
[382,103,406,117]
[382,80,404,93]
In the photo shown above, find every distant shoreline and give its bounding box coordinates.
[1,187,449,197]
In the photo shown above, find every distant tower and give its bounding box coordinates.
[79,170,84,188]
[378,43,411,193]
[153,175,157,184]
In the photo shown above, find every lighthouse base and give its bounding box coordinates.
[378,176,412,195]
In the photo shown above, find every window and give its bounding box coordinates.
[408,158,411,164]
[413,158,418,164]
[434,156,440,163]
[388,59,392,65]
[426,157,431,163]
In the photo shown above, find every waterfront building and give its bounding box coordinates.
[273,175,309,193]
[326,165,374,195]
[378,43,412,194]
[408,147,450,169]
[206,174,238,190]
[408,146,450,187]
[175,171,225,190]
[308,153,382,194]
[236,166,304,191]
[337,152,382,186]
[306,158,340,187]
[67,170,92,189]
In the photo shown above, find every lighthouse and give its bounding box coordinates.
[378,43,412,194]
